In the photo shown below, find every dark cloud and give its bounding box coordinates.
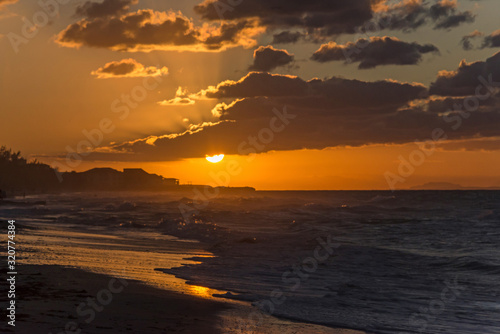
[87,95,500,161]
[482,29,500,48]
[82,69,500,161]
[75,0,137,19]
[84,73,486,162]
[96,59,135,75]
[91,59,168,79]
[460,30,483,50]
[191,0,474,42]
[203,20,259,50]
[373,0,475,32]
[429,51,500,96]
[272,31,303,44]
[194,0,381,36]
[423,95,498,113]
[57,9,262,52]
[311,36,439,69]
[201,72,309,99]
[248,46,294,72]
[433,11,474,29]
[200,72,427,108]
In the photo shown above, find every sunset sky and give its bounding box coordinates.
[1,0,500,190]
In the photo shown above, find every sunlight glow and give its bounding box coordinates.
[206,154,224,163]
[188,285,213,298]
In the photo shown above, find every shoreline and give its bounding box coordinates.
[1,264,229,334]
[0,264,366,333]
[2,192,368,333]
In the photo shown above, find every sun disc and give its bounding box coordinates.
[206,154,224,163]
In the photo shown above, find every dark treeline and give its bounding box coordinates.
[0,146,60,196]
[0,146,181,197]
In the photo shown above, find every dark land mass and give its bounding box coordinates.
[0,146,254,198]
[410,182,500,190]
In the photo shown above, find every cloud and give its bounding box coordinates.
[91,59,168,79]
[482,29,500,48]
[58,0,476,54]
[195,0,382,36]
[311,37,439,69]
[429,51,500,96]
[82,68,500,161]
[420,95,498,113]
[57,9,263,52]
[158,87,196,106]
[460,30,483,50]
[248,46,294,72]
[272,31,303,44]
[433,10,475,29]
[198,72,309,99]
[194,0,474,40]
[75,0,137,19]
[158,97,196,106]
[373,0,474,32]
[87,94,500,161]
[197,72,427,106]
[86,72,476,162]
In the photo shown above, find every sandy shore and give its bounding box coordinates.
[0,264,366,333]
[0,197,368,334]
[1,264,228,334]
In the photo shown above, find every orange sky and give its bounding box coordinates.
[1,0,499,190]
[63,143,500,190]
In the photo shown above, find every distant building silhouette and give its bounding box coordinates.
[0,146,254,196]
[62,168,179,191]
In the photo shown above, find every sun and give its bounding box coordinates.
[206,154,225,163]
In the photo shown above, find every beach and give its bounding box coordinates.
[1,192,368,333]
[0,264,366,334]
[2,190,499,333]
[1,264,228,334]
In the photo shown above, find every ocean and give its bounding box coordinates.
[3,190,500,333]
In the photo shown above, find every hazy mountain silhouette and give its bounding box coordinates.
[410,182,500,190]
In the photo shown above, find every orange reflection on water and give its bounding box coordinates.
[188,285,213,298]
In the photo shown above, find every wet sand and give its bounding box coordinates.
[1,264,228,334]
[0,264,366,333]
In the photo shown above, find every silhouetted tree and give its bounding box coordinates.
[0,146,60,196]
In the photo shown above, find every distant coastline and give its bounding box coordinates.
[409,182,500,190]
[1,146,498,197]
[0,146,255,198]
